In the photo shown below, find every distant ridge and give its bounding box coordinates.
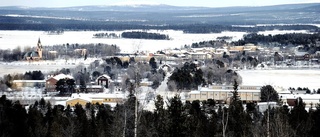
[0,3,319,12]
[0,3,319,28]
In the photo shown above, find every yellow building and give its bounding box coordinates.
[66,97,91,107]
[66,93,125,107]
[188,85,261,104]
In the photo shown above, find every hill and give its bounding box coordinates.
[0,3,319,31]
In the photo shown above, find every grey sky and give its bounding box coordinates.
[0,0,319,7]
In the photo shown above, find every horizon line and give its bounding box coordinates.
[0,2,319,9]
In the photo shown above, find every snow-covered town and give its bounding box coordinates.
[1,1,320,136]
[1,35,320,111]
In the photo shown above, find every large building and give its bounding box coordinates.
[66,93,125,107]
[188,85,261,104]
[24,38,43,61]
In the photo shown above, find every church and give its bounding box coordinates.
[24,38,43,61]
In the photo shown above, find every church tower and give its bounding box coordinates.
[37,38,43,59]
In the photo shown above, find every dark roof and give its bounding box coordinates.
[24,51,40,58]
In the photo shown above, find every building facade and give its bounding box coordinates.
[188,85,261,104]
[66,93,125,107]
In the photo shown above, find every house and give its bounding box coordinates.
[159,64,173,72]
[45,74,74,92]
[188,53,212,60]
[74,49,87,57]
[280,94,320,108]
[96,74,113,88]
[12,80,46,91]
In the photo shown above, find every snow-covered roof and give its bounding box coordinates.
[51,73,74,81]
[197,87,260,93]
[189,52,209,55]
[13,80,46,83]
[280,94,320,100]
[89,93,126,99]
[95,74,112,82]
[70,93,126,99]
[75,85,104,88]
[189,90,201,94]
[294,51,308,56]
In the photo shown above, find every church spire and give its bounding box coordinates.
[37,37,42,48]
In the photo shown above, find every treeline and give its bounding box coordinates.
[190,40,227,48]
[235,33,320,46]
[0,43,120,62]
[121,31,170,40]
[0,16,318,34]
[93,33,119,38]
[0,47,25,62]
[1,84,320,137]
[45,43,121,59]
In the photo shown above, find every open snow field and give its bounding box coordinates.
[0,58,98,76]
[238,69,320,90]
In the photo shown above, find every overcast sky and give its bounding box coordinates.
[0,0,319,7]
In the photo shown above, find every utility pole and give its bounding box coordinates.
[267,92,270,137]
[134,90,138,137]
[134,66,138,137]
[123,109,127,137]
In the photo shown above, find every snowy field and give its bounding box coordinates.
[238,69,320,91]
[0,58,98,76]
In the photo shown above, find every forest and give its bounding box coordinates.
[235,33,320,46]
[1,82,320,137]
[0,15,318,34]
[121,31,170,40]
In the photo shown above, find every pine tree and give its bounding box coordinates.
[310,104,320,136]
[289,97,311,136]
[227,80,252,137]
[96,104,113,137]
[167,95,186,137]
[27,102,47,137]
[154,95,168,137]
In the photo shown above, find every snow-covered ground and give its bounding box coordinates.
[2,87,68,106]
[0,57,98,76]
[238,69,320,91]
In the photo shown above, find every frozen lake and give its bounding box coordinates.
[0,30,247,53]
[238,69,320,90]
[0,29,311,53]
